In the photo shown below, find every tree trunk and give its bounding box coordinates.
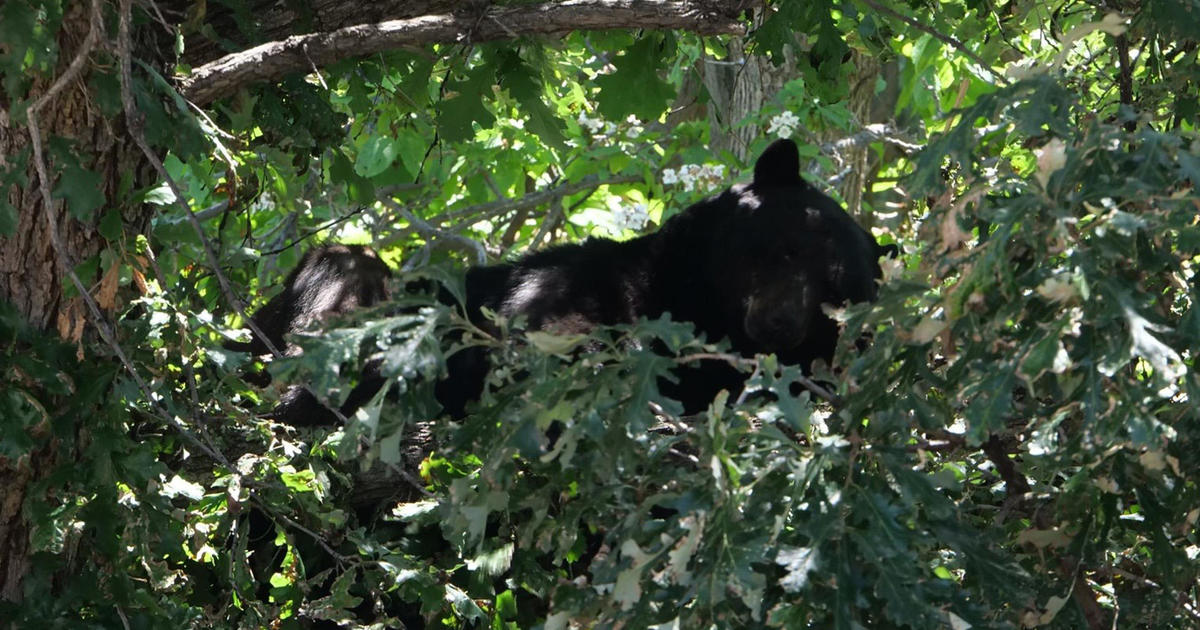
[829,50,899,225]
[0,1,154,604]
[830,50,881,221]
[703,36,788,162]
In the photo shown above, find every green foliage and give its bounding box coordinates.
[0,0,62,101]
[595,32,678,122]
[6,0,1200,628]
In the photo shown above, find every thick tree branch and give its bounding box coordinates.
[179,0,750,105]
[175,0,471,66]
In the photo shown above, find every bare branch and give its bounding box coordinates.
[378,197,489,264]
[824,123,923,155]
[179,0,751,105]
[531,182,598,249]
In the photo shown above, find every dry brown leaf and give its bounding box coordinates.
[132,268,148,295]
[97,262,121,311]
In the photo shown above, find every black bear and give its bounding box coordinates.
[226,244,393,424]
[226,243,393,356]
[435,138,892,416]
[237,139,893,423]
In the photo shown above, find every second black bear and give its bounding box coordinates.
[226,243,393,356]
[226,244,392,424]
[237,139,893,423]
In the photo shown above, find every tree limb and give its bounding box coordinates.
[179,0,751,106]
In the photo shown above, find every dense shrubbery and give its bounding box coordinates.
[3,1,1199,628]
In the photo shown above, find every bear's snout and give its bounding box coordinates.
[744,297,812,350]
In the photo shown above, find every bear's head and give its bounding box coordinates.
[709,139,889,363]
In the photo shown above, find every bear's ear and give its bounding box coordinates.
[753,139,803,188]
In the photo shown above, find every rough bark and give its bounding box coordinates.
[702,36,900,224]
[703,40,758,161]
[831,50,883,221]
[811,50,900,227]
[180,0,752,106]
[0,0,154,604]
[702,35,789,161]
[0,442,52,605]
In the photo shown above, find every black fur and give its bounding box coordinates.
[226,244,392,425]
[438,138,891,415]
[227,244,392,355]
[240,139,892,423]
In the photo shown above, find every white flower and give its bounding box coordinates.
[661,163,728,192]
[1034,138,1067,187]
[678,164,699,191]
[767,111,801,137]
[250,193,274,212]
[577,111,605,133]
[611,201,650,232]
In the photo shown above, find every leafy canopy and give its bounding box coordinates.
[3,0,1200,629]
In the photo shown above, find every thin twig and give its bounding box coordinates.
[674,351,756,368]
[432,173,642,227]
[843,430,861,490]
[530,183,598,249]
[136,0,173,33]
[385,462,434,498]
[115,606,131,630]
[251,494,351,563]
[379,197,488,263]
[260,206,370,256]
[794,373,843,407]
[301,42,330,90]
[137,243,223,453]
